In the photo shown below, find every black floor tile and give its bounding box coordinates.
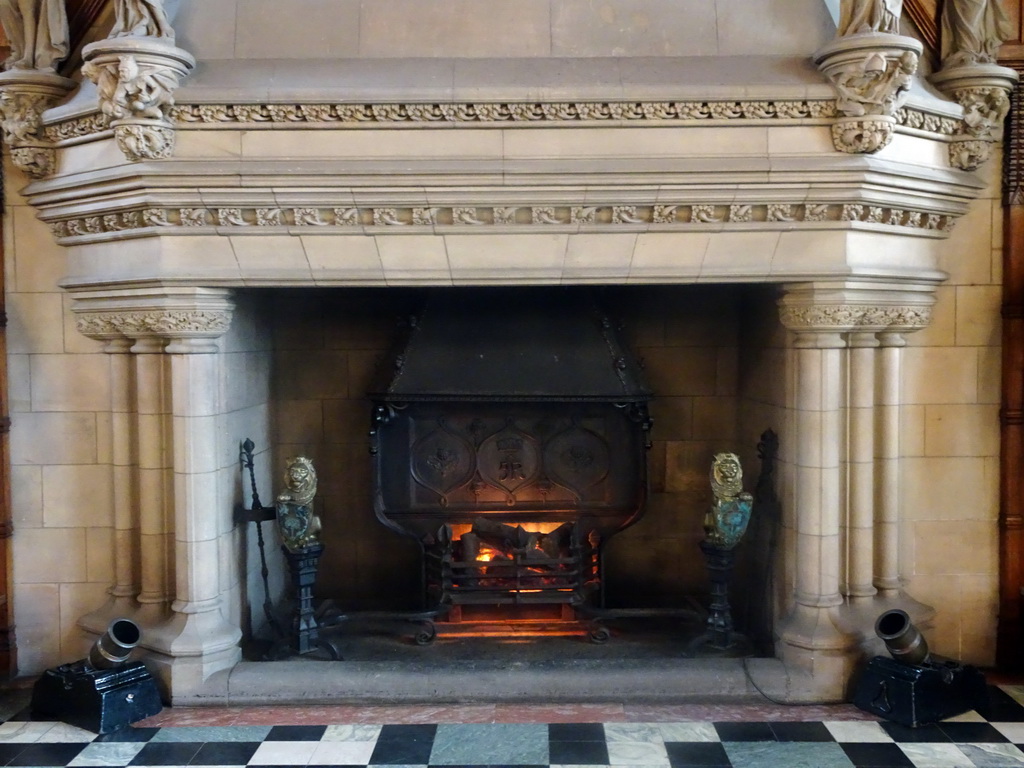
[665,741,731,767]
[937,721,1009,743]
[549,722,606,741]
[714,722,776,741]
[769,722,836,742]
[266,724,328,741]
[980,687,1024,722]
[376,723,438,741]
[841,742,916,767]
[189,740,262,765]
[369,736,435,764]
[0,743,27,764]
[879,722,951,742]
[8,742,89,766]
[549,739,610,764]
[128,741,204,766]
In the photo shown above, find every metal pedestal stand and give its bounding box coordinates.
[688,541,753,657]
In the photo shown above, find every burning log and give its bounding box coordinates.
[460,532,480,562]
[467,519,573,561]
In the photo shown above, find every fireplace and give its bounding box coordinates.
[16,0,990,706]
[367,288,652,638]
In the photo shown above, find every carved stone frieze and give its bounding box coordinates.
[75,309,232,340]
[930,63,1019,171]
[45,201,959,243]
[81,36,195,162]
[0,70,75,177]
[39,98,958,145]
[814,33,924,154]
[778,303,933,332]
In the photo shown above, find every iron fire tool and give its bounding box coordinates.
[31,618,162,734]
[238,440,337,658]
[238,440,439,656]
[853,609,989,727]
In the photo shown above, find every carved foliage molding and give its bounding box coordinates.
[39,100,961,144]
[778,304,933,332]
[46,202,958,241]
[75,309,232,340]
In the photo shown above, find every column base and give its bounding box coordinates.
[776,603,860,701]
[141,610,241,700]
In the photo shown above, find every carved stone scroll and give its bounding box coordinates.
[81,36,194,162]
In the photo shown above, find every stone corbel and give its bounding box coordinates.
[930,64,1019,172]
[81,37,195,162]
[813,34,923,154]
[0,70,75,177]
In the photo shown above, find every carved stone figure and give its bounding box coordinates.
[84,54,178,121]
[941,0,1013,67]
[111,0,174,40]
[703,453,754,550]
[838,0,904,36]
[834,49,917,117]
[0,0,69,71]
[275,457,321,553]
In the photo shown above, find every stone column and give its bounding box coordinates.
[874,331,905,597]
[776,280,936,700]
[71,288,240,694]
[152,330,242,685]
[132,338,173,625]
[74,331,140,633]
[847,333,879,601]
[776,318,850,670]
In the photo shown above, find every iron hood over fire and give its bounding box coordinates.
[369,287,653,544]
[368,287,651,403]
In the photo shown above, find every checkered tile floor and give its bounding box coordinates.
[4,686,1024,767]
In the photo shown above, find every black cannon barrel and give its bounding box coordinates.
[87,618,141,670]
[875,609,930,666]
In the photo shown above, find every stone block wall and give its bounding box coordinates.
[174,0,835,62]
[899,152,1005,664]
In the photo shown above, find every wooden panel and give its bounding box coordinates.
[906,0,939,52]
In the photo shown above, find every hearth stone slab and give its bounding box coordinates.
[177,658,785,707]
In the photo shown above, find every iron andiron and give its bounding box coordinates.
[688,452,755,656]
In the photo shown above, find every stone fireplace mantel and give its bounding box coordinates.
[6,31,995,703]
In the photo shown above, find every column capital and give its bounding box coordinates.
[71,287,234,353]
[777,281,936,335]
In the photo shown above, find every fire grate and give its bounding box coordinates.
[426,521,597,607]
[368,288,653,640]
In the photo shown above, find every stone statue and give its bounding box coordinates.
[0,0,69,71]
[110,0,174,40]
[838,0,903,36]
[703,453,754,550]
[275,456,321,553]
[941,0,1014,67]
